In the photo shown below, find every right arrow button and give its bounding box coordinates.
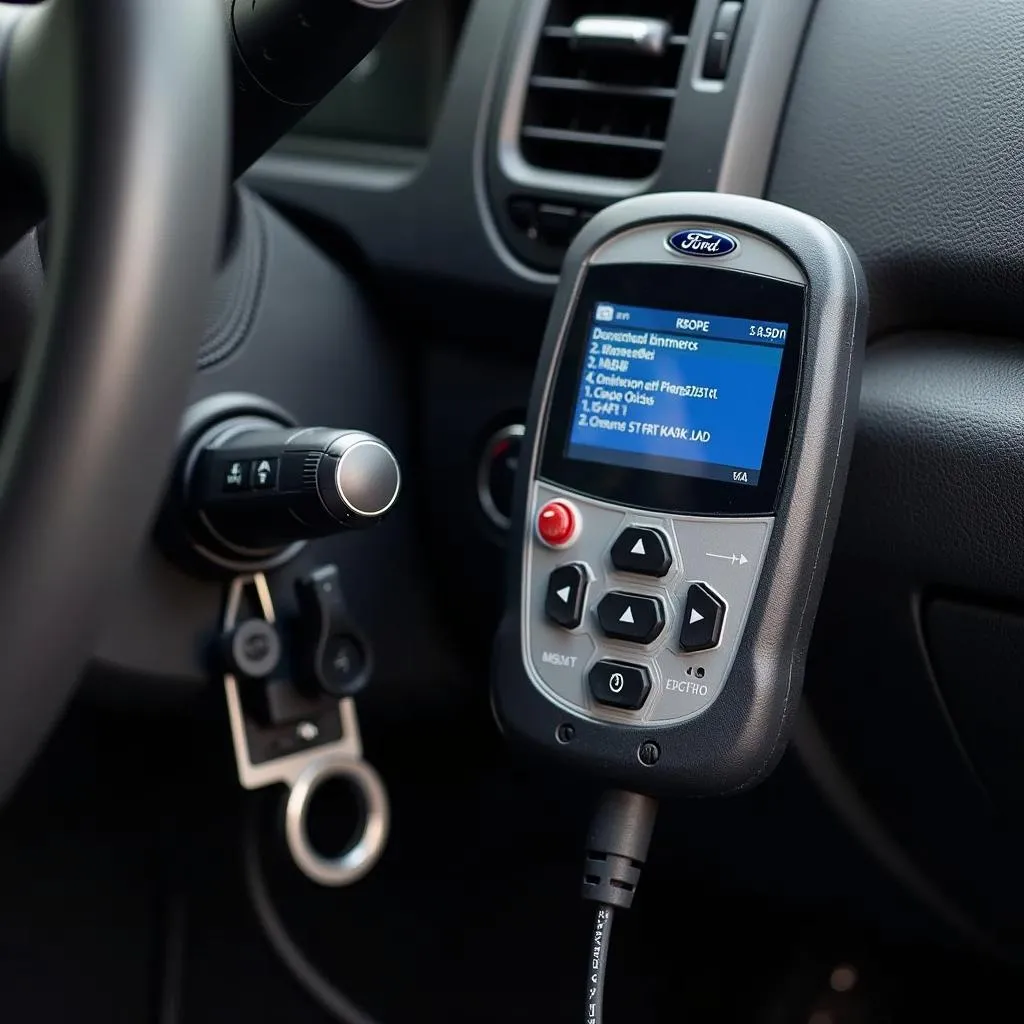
[679,583,726,653]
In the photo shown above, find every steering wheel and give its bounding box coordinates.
[0,1,227,798]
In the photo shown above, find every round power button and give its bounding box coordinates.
[537,499,580,548]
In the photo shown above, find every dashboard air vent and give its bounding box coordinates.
[520,0,696,179]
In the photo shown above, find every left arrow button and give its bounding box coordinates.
[545,564,588,630]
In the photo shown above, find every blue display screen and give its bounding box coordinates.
[565,301,790,487]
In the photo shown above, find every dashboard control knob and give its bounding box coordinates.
[177,413,401,570]
[327,435,401,522]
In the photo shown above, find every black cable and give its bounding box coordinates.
[242,799,381,1024]
[580,790,658,1024]
[585,903,614,1024]
[157,892,186,1024]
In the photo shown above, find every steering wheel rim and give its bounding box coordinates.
[0,0,227,799]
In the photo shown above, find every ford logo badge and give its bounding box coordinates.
[666,229,738,258]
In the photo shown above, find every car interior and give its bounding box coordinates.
[1,1,1023,1022]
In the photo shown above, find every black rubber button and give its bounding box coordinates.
[610,527,672,577]
[545,563,588,629]
[679,582,726,652]
[588,660,651,710]
[596,592,665,644]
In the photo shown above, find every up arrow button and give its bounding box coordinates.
[597,591,665,644]
[611,526,673,577]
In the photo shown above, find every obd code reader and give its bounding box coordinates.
[491,192,866,1022]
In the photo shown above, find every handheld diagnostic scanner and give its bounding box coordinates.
[492,192,866,796]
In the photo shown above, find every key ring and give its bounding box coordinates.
[222,572,389,886]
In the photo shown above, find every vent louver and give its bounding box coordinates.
[520,0,696,180]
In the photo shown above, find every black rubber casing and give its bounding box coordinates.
[492,192,867,796]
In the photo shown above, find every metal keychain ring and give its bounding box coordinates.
[284,755,390,887]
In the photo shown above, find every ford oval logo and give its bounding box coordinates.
[666,229,738,258]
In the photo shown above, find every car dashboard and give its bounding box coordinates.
[36,0,1024,1010]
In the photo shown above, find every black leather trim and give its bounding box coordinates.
[768,0,1024,339]
[838,333,1024,596]
[199,191,269,369]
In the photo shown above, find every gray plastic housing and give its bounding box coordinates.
[492,192,866,795]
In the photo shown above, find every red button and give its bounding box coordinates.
[537,499,579,547]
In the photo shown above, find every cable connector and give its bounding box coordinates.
[581,789,658,910]
[581,790,659,1023]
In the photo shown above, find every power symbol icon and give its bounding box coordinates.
[589,661,650,710]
